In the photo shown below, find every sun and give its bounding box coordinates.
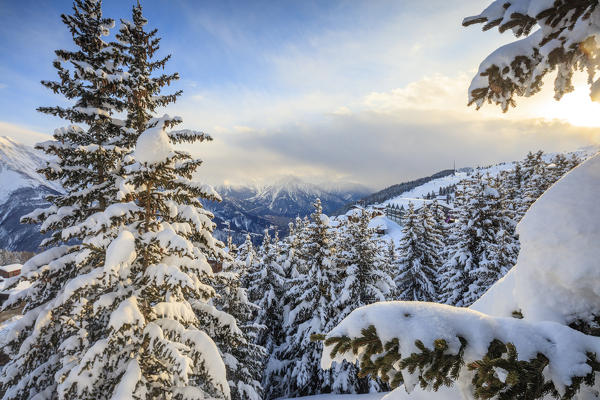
[536,85,600,128]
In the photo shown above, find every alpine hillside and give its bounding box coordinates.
[0,136,60,252]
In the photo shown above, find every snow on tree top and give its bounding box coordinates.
[133,118,174,165]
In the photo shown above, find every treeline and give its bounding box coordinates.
[0,250,34,266]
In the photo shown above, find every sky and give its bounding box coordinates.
[1,0,600,190]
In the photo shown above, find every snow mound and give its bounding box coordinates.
[475,152,600,323]
[134,120,173,165]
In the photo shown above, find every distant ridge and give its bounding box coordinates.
[335,169,455,215]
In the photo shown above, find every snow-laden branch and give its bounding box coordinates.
[320,301,600,398]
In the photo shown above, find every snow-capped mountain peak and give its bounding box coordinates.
[0,136,60,203]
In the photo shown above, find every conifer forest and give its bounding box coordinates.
[0,1,600,399]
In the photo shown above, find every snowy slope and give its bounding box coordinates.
[381,163,515,210]
[364,148,597,248]
[380,147,598,212]
[0,136,62,251]
[0,136,60,203]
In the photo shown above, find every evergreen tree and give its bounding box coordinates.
[439,174,518,306]
[23,0,129,247]
[464,176,519,305]
[1,3,237,398]
[270,199,339,398]
[248,230,285,354]
[246,230,286,399]
[0,2,130,397]
[384,238,399,299]
[396,203,440,302]
[213,257,265,400]
[331,208,394,393]
[236,233,257,276]
[520,155,551,217]
[281,221,299,279]
[550,153,570,182]
[336,208,394,309]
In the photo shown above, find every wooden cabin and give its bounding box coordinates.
[0,264,21,279]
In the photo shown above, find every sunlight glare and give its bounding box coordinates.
[536,86,600,128]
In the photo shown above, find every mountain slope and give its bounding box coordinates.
[335,169,456,215]
[0,136,60,252]
[207,177,370,244]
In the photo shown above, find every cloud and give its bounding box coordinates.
[245,113,598,187]
[363,74,470,113]
[173,71,600,189]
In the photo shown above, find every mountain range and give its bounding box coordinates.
[207,176,370,244]
[0,136,370,251]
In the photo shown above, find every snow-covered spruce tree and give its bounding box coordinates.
[213,256,265,400]
[335,208,394,310]
[439,174,518,306]
[439,176,481,305]
[318,2,600,398]
[280,220,301,279]
[521,156,551,216]
[329,208,394,394]
[245,230,286,399]
[22,0,129,249]
[464,175,520,305]
[395,203,440,302]
[0,2,130,397]
[2,117,236,398]
[1,3,238,399]
[270,199,340,398]
[116,1,181,145]
[236,233,257,278]
[382,238,400,298]
[247,229,285,354]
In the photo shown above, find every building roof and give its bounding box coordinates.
[0,264,21,273]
